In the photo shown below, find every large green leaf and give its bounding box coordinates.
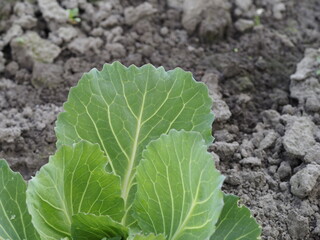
[134,130,224,240]
[26,141,124,239]
[71,213,128,240]
[55,62,214,225]
[128,233,166,240]
[210,194,261,240]
[0,160,40,240]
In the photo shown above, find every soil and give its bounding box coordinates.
[1,0,320,239]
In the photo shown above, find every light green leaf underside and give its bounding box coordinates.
[26,141,124,240]
[55,62,214,225]
[0,160,40,240]
[210,194,261,240]
[128,233,166,240]
[134,130,224,240]
[71,213,128,240]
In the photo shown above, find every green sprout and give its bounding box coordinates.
[67,8,81,24]
[254,8,264,26]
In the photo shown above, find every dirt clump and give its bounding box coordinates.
[1,0,320,239]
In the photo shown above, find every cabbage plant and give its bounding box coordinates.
[0,62,261,240]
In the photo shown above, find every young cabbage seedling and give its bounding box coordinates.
[0,62,261,240]
[67,8,81,24]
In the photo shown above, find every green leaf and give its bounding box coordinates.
[128,233,166,240]
[134,130,224,240]
[26,141,124,239]
[55,62,214,225]
[0,159,40,240]
[210,194,261,240]
[71,213,128,240]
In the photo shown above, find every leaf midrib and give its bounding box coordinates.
[170,168,205,240]
[121,68,150,224]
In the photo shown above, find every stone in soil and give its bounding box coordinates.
[290,48,320,112]
[13,2,37,29]
[290,48,319,81]
[304,143,320,165]
[124,2,157,25]
[202,73,232,122]
[261,110,281,127]
[234,19,254,32]
[198,5,231,42]
[32,62,64,88]
[240,139,254,158]
[282,116,316,158]
[178,0,231,42]
[290,164,320,198]
[291,77,320,112]
[105,43,127,59]
[240,157,262,167]
[287,210,309,239]
[38,0,68,24]
[235,0,252,12]
[57,26,78,42]
[202,72,222,99]
[68,37,103,55]
[258,130,279,150]
[273,2,286,20]
[277,161,292,180]
[210,141,239,160]
[1,24,23,48]
[212,99,232,122]
[213,129,235,142]
[11,32,61,70]
[14,15,37,29]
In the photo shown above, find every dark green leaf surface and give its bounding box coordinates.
[134,130,224,240]
[55,62,214,225]
[71,213,128,240]
[26,141,123,239]
[0,159,40,240]
[210,194,261,240]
